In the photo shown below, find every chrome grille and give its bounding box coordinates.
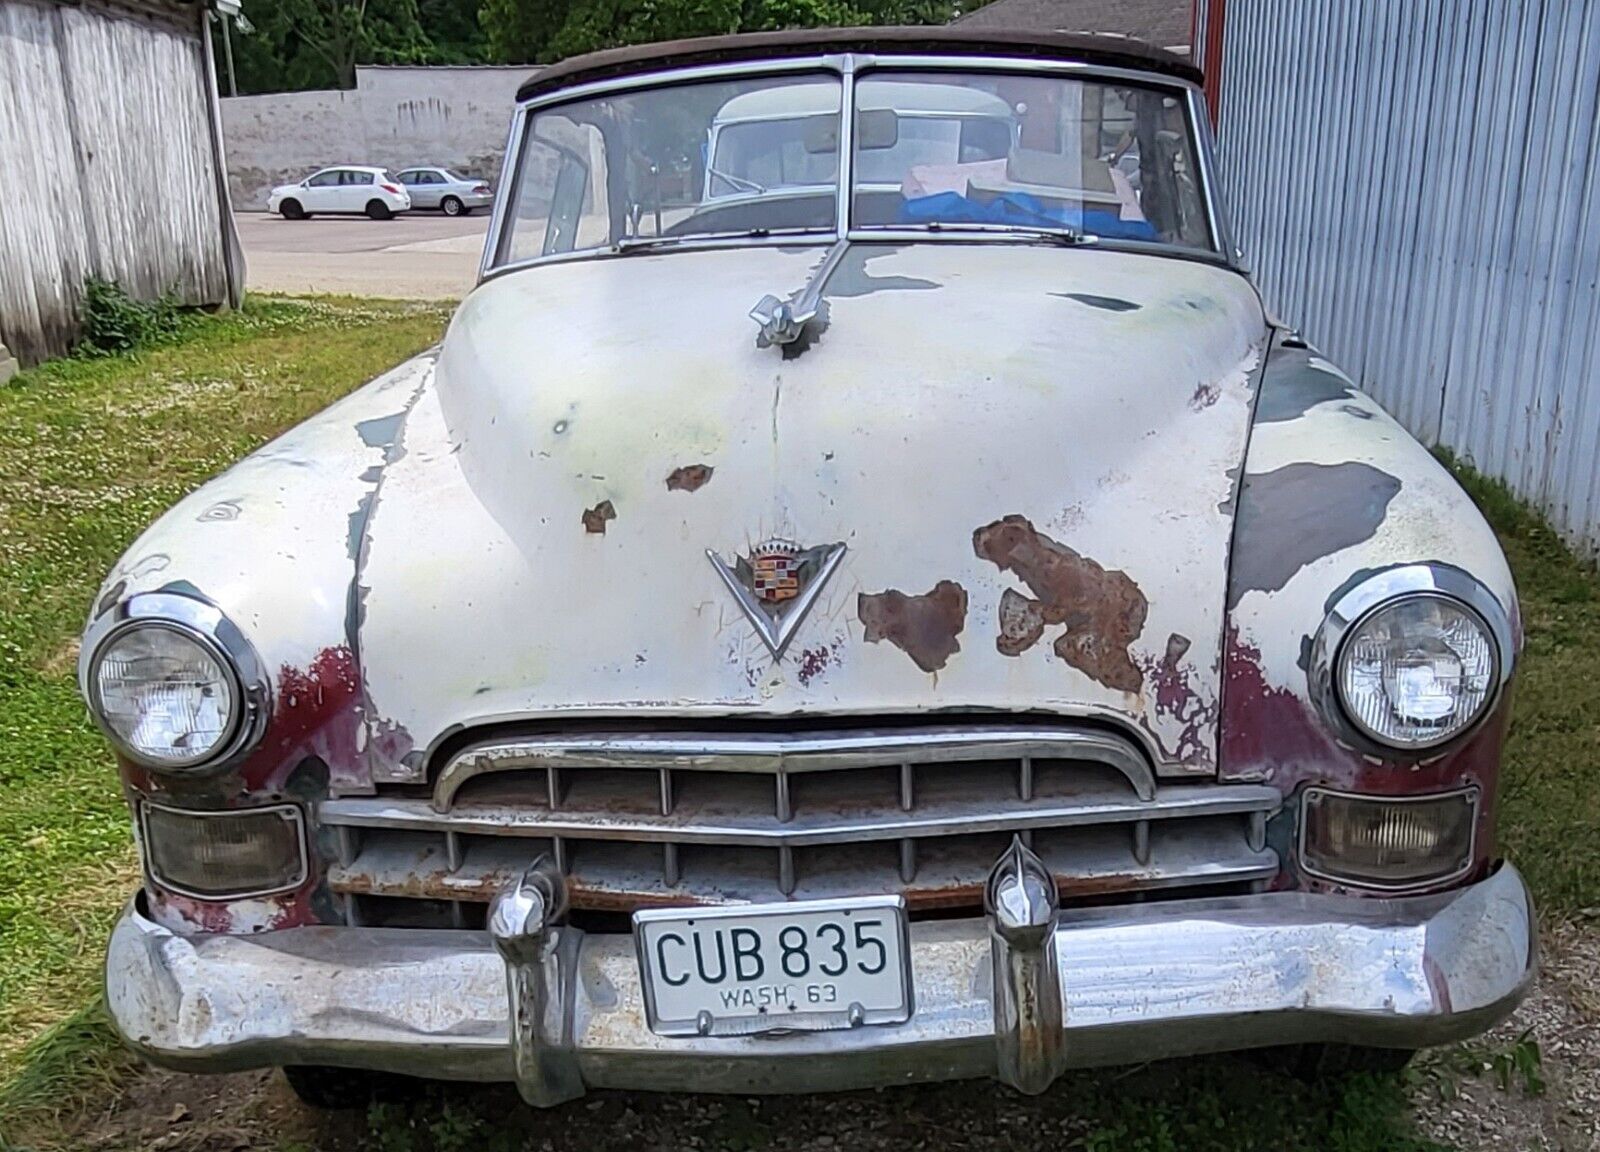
[318,725,1281,925]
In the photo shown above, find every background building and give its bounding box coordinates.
[1203,0,1600,558]
[0,0,242,366]
[954,0,1192,53]
[222,65,526,210]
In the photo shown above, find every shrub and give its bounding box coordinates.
[77,277,187,355]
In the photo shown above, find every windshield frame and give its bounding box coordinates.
[482,53,1233,281]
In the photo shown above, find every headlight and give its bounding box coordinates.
[1310,564,1512,755]
[93,624,238,767]
[82,591,269,771]
[1338,595,1496,748]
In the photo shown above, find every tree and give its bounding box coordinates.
[479,0,968,66]
[216,0,452,93]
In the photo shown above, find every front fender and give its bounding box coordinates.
[1221,334,1519,890]
[84,349,440,801]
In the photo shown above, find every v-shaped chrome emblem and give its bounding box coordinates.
[707,538,847,660]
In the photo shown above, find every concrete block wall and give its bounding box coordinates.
[222,66,528,209]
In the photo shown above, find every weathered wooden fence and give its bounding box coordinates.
[1205,0,1600,558]
[0,0,240,365]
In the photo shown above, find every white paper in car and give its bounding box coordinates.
[901,159,1007,199]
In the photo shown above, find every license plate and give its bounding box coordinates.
[633,896,912,1037]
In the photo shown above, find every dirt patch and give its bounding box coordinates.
[1411,919,1600,1151]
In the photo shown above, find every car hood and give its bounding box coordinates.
[357,243,1267,777]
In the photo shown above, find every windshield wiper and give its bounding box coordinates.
[915,221,1096,247]
[705,167,767,195]
[614,227,832,255]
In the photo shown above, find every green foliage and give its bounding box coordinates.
[217,0,441,92]
[482,0,969,64]
[1415,1028,1546,1102]
[1438,449,1600,914]
[215,0,980,88]
[77,278,189,357]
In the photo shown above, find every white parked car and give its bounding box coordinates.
[266,166,412,220]
[395,167,494,216]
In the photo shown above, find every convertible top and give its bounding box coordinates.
[516,26,1203,103]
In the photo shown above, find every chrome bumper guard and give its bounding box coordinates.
[106,849,1536,1104]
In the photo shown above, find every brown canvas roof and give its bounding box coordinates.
[516,25,1202,103]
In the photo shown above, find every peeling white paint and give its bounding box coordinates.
[358,244,1267,776]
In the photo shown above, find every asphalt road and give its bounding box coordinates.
[237,210,488,300]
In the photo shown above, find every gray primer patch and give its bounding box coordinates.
[355,412,406,453]
[781,299,830,360]
[1254,347,1356,424]
[824,246,939,298]
[1228,462,1403,608]
[1053,292,1141,312]
[1216,462,1243,516]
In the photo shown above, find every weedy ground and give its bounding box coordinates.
[0,302,1595,1151]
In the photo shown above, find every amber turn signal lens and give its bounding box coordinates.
[141,803,308,900]
[1300,787,1477,890]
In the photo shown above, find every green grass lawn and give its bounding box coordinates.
[0,303,1592,1151]
[0,299,452,1124]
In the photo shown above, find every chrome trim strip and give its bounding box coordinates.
[105,864,1538,1092]
[835,53,858,237]
[479,103,525,280]
[1297,786,1481,893]
[139,802,309,901]
[322,783,1278,848]
[1187,84,1232,259]
[1306,562,1516,757]
[79,590,271,773]
[432,726,1158,810]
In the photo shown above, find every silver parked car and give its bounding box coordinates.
[395,167,494,215]
[87,26,1533,1112]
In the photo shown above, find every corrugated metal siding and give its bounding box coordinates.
[0,0,233,364]
[1212,0,1600,557]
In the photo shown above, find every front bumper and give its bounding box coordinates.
[106,862,1535,1101]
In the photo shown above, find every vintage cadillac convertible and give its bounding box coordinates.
[87,28,1535,1107]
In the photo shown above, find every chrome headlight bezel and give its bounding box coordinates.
[1308,564,1514,757]
[80,590,271,772]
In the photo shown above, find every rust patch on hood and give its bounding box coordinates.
[973,515,1148,693]
[582,499,616,533]
[858,581,968,673]
[665,464,714,492]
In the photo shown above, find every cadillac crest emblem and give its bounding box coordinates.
[707,537,847,659]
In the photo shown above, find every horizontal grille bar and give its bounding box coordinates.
[321,783,1280,848]
[327,818,1280,911]
[433,725,1158,810]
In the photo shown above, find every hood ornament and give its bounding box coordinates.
[707,538,847,659]
[749,238,851,349]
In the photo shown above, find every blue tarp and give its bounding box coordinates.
[899,190,1159,242]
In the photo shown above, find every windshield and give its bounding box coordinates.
[852,73,1211,247]
[495,66,1212,266]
